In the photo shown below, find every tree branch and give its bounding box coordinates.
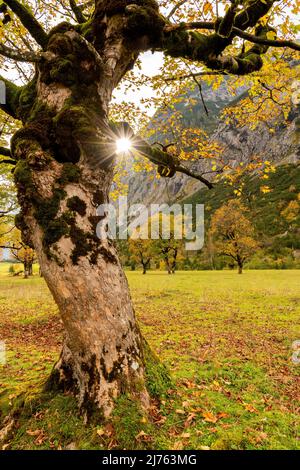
[0,159,16,165]
[167,0,189,19]
[232,27,300,52]
[3,0,48,49]
[160,0,280,75]
[164,22,214,33]
[0,146,12,157]
[0,244,21,251]
[0,42,40,62]
[111,122,214,189]
[135,138,213,189]
[179,22,300,52]
[173,163,214,189]
[164,71,227,82]
[234,0,275,31]
[69,0,86,23]
[217,2,238,38]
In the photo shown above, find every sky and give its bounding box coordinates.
[113,51,165,116]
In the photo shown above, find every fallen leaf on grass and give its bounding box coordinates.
[181,379,196,389]
[104,423,114,437]
[26,429,47,446]
[184,413,196,427]
[243,403,258,413]
[172,441,184,450]
[208,427,218,433]
[212,380,222,391]
[26,429,42,436]
[202,411,218,423]
[255,432,268,443]
[35,435,46,446]
[217,412,229,419]
[135,431,153,442]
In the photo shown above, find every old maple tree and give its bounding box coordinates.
[0,0,299,418]
[209,199,259,274]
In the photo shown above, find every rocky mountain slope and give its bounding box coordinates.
[126,77,300,206]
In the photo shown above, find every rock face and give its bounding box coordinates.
[126,78,300,206]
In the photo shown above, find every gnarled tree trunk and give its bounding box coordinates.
[12,26,150,417]
[3,0,276,419]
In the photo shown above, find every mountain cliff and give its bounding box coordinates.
[126,76,300,206]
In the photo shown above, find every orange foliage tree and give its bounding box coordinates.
[209,199,259,273]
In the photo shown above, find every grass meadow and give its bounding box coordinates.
[0,263,299,450]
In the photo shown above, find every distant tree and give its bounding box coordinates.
[154,228,184,275]
[209,199,259,274]
[128,238,155,274]
[10,244,36,278]
[1,225,37,278]
[8,264,15,275]
[156,238,181,275]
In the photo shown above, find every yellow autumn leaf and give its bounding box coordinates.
[266,31,277,41]
[202,411,218,423]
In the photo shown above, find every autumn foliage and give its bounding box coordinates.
[209,199,259,273]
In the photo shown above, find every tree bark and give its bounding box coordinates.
[237,259,243,274]
[12,27,150,418]
[165,258,172,275]
[23,260,33,277]
[28,263,33,276]
[16,144,149,418]
[23,265,29,279]
[44,241,149,418]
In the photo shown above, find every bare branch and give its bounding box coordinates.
[180,22,300,52]
[0,42,40,62]
[232,27,300,52]
[69,0,86,23]
[0,159,16,165]
[0,146,11,157]
[160,1,287,75]
[0,244,21,251]
[165,71,226,82]
[3,0,48,49]
[136,138,213,188]
[167,0,189,20]
[173,163,214,189]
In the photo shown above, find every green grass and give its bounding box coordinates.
[0,265,300,450]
